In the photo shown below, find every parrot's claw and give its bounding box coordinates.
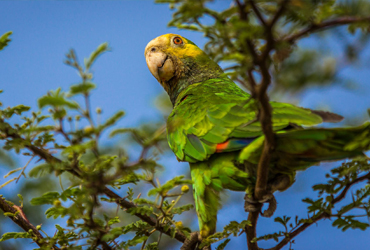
[261,195,277,217]
[244,201,262,212]
[244,193,277,217]
[244,194,263,213]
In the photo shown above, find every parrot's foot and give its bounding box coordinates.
[180,232,201,250]
[244,195,263,212]
[244,193,277,217]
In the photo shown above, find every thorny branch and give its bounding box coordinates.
[0,196,60,250]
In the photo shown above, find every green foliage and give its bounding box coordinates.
[0,31,12,51]
[30,191,60,205]
[84,42,110,70]
[158,0,370,95]
[1,1,370,249]
[69,82,96,96]
[200,220,251,248]
[0,232,32,242]
[148,176,192,196]
[0,105,30,118]
[28,163,53,178]
[254,159,370,245]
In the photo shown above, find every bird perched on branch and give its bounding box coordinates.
[145,33,370,239]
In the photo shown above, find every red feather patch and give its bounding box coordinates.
[216,141,229,153]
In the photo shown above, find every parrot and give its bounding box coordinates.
[144,33,370,239]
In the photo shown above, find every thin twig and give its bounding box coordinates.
[284,16,370,44]
[16,156,34,183]
[250,0,267,27]
[269,0,289,28]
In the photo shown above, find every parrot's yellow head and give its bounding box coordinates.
[145,34,223,105]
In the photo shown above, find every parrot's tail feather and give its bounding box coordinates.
[190,162,220,238]
[190,153,253,238]
[310,110,344,123]
[239,122,370,172]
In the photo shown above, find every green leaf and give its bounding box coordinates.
[134,198,157,206]
[69,82,96,96]
[1,105,30,118]
[253,232,283,243]
[148,176,192,196]
[98,111,125,132]
[145,242,159,250]
[122,235,148,248]
[62,140,95,155]
[101,227,124,242]
[17,194,23,207]
[3,212,16,217]
[274,216,291,228]
[38,95,78,109]
[60,187,82,201]
[45,206,69,219]
[28,163,53,178]
[121,220,150,234]
[302,198,324,212]
[107,216,120,226]
[0,31,12,51]
[127,205,154,217]
[332,216,370,231]
[171,204,194,215]
[0,232,32,242]
[84,42,110,69]
[30,191,60,205]
[109,128,133,137]
[38,88,78,109]
[216,239,231,250]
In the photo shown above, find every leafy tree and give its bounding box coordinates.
[1,1,370,249]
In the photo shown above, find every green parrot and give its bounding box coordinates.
[144,34,370,238]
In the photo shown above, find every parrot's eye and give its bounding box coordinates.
[173,37,183,45]
[151,47,157,52]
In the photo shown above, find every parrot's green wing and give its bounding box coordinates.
[167,76,324,163]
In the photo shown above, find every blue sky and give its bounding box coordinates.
[1,1,370,249]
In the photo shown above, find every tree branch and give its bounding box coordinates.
[266,171,370,250]
[235,2,288,249]
[284,16,370,44]
[0,119,187,244]
[235,2,276,250]
[246,211,259,250]
[267,213,328,250]
[250,0,267,27]
[268,0,288,28]
[0,196,60,250]
[261,0,289,62]
[103,187,186,243]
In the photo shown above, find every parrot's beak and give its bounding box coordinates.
[145,46,175,83]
